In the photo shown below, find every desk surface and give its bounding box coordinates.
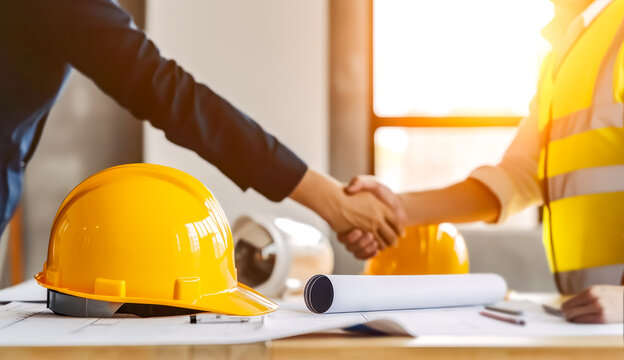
[1,292,622,359]
[1,334,622,360]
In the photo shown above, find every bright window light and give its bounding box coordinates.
[372,1,553,228]
[374,127,538,229]
[375,127,517,192]
[373,0,554,117]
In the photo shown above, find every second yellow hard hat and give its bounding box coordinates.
[364,223,469,275]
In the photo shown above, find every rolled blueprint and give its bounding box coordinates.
[304,274,507,314]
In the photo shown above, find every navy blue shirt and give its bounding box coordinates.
[0,0,308,233]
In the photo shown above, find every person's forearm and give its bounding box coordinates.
[400,178,501,226]
[289,168,342,225]
[32,0,307,202]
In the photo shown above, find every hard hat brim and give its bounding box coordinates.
[35,273,277,316]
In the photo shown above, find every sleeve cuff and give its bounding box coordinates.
[468,165,516,224]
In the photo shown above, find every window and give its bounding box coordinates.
[372,0,554,229]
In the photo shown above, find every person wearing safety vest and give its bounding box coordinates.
[340,0,624,324]
[0,1,404,250]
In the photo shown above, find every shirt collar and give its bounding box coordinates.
[555,0,613,69]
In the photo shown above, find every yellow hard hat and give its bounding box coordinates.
[35,163,277,317]
[364,223,469,275]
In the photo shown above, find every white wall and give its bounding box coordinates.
[142,1,557,290]
[144,1,330,235]
[20,72,143,283]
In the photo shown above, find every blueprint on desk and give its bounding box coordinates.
[0,280,621,346]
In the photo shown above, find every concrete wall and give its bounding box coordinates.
[15,2,144,285]
[143,0,332,242]
[463,229,555,291]
[8,0,555,292]
[20,73,143,283]
[143,1,556,291]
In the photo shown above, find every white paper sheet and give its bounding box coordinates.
[304,274,507,313]
[363,300,624,337]
[0,298,621,347]
[0,280,621,346]
[0,298,622,346]
[0,279,46,303]
[0,301,405,346]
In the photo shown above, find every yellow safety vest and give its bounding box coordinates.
[537,0,624,294]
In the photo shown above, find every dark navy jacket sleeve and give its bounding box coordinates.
[25,0,307,201]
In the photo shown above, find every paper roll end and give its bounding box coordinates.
[303,274,334,314]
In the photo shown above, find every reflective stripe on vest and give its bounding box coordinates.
[537,0,624,294]
[548,165,624,201]
[555,263,624,294]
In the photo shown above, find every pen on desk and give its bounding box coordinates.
[484,305,523,316]
[479,311,526,326]
[542,304,564,317]
[190,314,266,327]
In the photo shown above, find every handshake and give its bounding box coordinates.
[332,175,407,260]
[290,170,409,261]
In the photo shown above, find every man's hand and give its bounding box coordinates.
[345,175,407,222]
[561,285,624,323]
[339,228,379,260]
[289,170,403,249]
[328,190,403,250]
[337,175,407,260]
